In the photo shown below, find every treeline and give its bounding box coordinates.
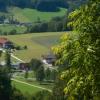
[27,16,70,33]
[0,0,87,12]
[0,15,70,35]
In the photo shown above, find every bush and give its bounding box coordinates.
[9,29,17,35]
[23,45,27,49]
[15,46,21,50]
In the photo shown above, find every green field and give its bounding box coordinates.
[32,35,60,48]
[8,7,67,23]
[12,77,53,94]
[12,80,42,94]
[0,7,66,35]
[0,24,27,33]
[1,32,63,62]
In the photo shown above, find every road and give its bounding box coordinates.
[11,53,25,63]
[0,48,24,63]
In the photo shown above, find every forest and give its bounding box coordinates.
[0,0,86,12]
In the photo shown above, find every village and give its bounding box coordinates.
[0,37,57,77]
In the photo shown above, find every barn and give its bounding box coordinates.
[42,54,56,66]
[0,37,13,49]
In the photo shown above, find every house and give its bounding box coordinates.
[11,62,20,70]
[4,19,10,24]
[42,54,56,66]
[0,37,13,49]
[19,63,30,70]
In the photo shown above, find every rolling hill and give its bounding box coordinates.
[8,7,67,23]
[0,0,87,22]
[2,32,64,62]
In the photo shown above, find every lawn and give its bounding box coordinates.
[14,77,53,90]
[1,32,64,62]
[12,80,42,94]
[12,76,53,94]
[8,7,67,23]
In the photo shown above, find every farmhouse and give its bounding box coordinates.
[42,54,56,66]
[19,63,30,70]
[0,37,13,49]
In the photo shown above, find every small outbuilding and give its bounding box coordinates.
[42,54,56,66]
[0,37,13,49]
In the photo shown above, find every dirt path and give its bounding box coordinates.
[11,53,25,63]
[12,78,52,92]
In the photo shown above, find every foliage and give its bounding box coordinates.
[24,70,29,79]
[9,29,17,35]
[53,0,100,99]
[30,59,43,71]
[36,66,45,83]
[51,75,66,100]
[27,16,69,33]
[45,68,51,80]
[23,45,27,50]
[34,90,52,100]
[11,87,27,100]
[0,67,12,100]
[50,70,58,81]
[5,50,11,70]
[0,50,2,57]
[0,0,86,12]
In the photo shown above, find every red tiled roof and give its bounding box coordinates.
[0,37,8,44]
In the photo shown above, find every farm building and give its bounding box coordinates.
[0,37,13,49]
[19,63,30,70]
[42,54,56,66]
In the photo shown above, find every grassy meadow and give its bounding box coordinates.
[12,80,42,94]
[8,7,67,23]
[12,76,53,94]
[0,24,27,33]
[1,32,63,62]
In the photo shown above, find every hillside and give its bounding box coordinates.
[8,7,67,23]
[0,0,87,33]
[2,32,63,62]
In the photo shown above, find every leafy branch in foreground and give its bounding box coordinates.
[53,0,100,99]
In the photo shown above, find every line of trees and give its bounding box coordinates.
[29,58,58,83]
[27,16,70,33]
[0,0,86,12]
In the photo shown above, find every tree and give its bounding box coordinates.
[36,66,45,83]
[9,29,17,35]
[5,50,11,71]
[45,68,51,81]
[30,59,42,71]
[0,50,2,57]
[10,87,27,100]
[23,45,27,50]
[0,67,12,100]
[24,70,29,79]
[51,77,66,100]
[50,70,58,81]
[34,90,52,100]
[53,0,100,99]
